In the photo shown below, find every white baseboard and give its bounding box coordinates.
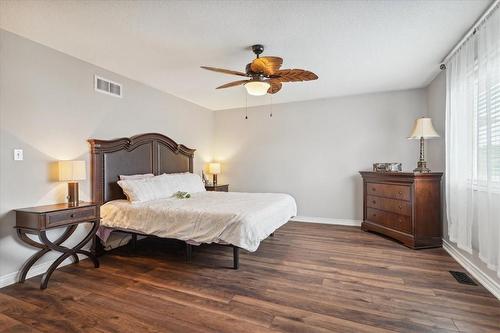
[0,255,86,289]
[291,216,362,226]
[443,239,500,300]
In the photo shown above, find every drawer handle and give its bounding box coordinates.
[372,188,376,191]
[70,213,75,218]
[372,200,376,204]
[398,218,402,223]
[398,191,402,195]
[372,214,377,217]
[398,205,403,209]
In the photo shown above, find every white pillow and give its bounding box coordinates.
[119,173,154,180]
[161,172,206,193]
[117,174,175,203]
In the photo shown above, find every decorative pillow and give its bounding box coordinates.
[119,173,154,180]
[161,172,206,193]
[117,174,175,203]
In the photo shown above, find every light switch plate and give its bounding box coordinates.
[14,149,23,161]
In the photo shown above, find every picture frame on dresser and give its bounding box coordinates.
[359,171,443,249]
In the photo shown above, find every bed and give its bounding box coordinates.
[88,133,297,268]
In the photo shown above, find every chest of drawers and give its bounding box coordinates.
[359,171,443,249]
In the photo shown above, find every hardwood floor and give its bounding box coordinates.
[0,222,499,333]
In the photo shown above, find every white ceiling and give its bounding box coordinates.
[0,0,492,110]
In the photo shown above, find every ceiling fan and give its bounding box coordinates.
[201,44,318,96]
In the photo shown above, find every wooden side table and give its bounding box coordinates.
[205,184,229,192]
[15,202,100,289]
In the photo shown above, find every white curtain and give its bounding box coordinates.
[446,4,500,277]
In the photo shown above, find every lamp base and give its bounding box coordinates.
[212,174,217,186]
[67,182,79,206]
[413,161,431,173]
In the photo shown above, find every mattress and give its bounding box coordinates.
[100,191,297,252]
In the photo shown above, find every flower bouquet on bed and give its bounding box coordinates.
[175,191,191,199]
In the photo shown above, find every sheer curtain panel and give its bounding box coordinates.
[446,4,500,276]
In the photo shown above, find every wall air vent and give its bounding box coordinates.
[95,75,122,98]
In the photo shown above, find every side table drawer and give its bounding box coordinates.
[46,206,97,228]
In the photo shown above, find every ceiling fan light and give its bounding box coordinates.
[244,81,270,96]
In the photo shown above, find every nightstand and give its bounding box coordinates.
[15,202,100,289]
[205,184,229,192]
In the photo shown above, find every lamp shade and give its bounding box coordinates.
[245,81,270,96]
[58,160,86,181]
[208,162,221,175]
[408,117,440,139]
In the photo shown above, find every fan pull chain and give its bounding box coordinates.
[245,91,248,120]
[270,94,273,118]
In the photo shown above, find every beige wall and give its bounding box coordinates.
[214,90,426,220]
[426,72,446,171]
[0,29,214,281]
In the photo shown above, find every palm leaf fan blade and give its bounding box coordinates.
[216,80,250,89]
[200,66,248,77]
[267,80,282,94]
[275,69,318,82]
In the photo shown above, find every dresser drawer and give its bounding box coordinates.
[46,206,97,228]
[366,208,411,234]
[366,195,411,216]
[366,182,411,201]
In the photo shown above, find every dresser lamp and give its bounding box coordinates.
[408,117,440,173]
[208,162,221,186]
[58,160,86,206]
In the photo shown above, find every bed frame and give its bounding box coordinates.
[88,132,240,269]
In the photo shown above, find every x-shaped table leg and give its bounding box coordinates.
[17,224,78,283]
[39,221,100,289]
[17,220,100,289]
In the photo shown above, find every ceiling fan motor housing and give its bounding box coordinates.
[246,63,268,78]
[252,44,264,57]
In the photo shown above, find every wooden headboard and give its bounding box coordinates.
[88,133,195,204]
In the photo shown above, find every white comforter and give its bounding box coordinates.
[100,191,297,252]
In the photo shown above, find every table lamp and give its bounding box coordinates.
[58,160,86,206]
[208,162,221,186]
[408,117,440,173]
